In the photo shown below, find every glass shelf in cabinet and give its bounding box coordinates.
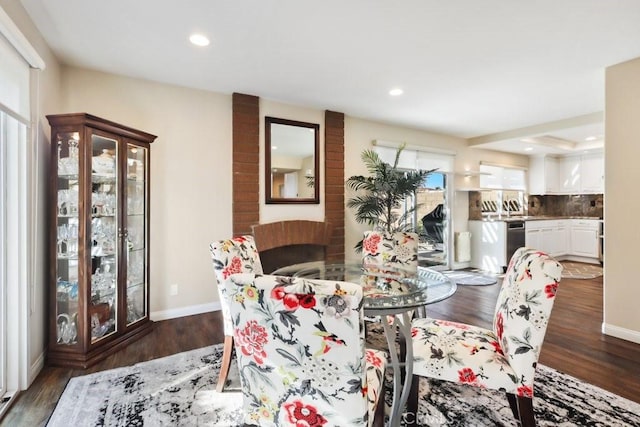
[92,173,116,184]
[126,279,144,288]
[91,324,116,342]
[58,174,79,181]
[91,289,116,302]
[91,252,116,259]
[126,282,145,291]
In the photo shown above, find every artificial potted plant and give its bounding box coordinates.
[346,145,434,250]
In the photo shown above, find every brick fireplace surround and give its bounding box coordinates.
[232,93,345,268]
[252,220,333,273]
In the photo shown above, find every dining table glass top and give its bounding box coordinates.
[271,262,457,312]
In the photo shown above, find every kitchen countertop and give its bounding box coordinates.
[473,215,602,222]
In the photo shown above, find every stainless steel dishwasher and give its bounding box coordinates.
[506,220,526,264]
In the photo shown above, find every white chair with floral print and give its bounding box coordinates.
[409,247,562,427]
[362,230,418,276]
[209,235,264,392]
[226,273,387,427]
[361,231,418,302]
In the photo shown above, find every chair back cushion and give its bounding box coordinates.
[493,247,562,390]
[226,273,370,426]
[362,231,418,274]
[209,236,264,335]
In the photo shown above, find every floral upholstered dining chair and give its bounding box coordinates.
[226,273,387,427]
[361,231,418,297]
[362,230,418,274]
[409,247,562,427]
[209,235,263,392]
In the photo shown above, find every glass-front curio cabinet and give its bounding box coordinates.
[47,113,157,368]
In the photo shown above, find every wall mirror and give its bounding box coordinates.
[265,116,320,204]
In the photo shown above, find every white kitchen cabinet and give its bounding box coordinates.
[555,222,569,256]
[525,227,543,252]
[570,219,600,258]
[469,220,507,273]
[529,156,559,195]
[580,154,605,193]
[525,220,567,257]
[529,154,603,195]
[558,156,581,193]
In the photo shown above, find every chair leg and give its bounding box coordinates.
[506,392,519,420]
[371,387,386,427]
[216,335,234,393]
[516,395,535,427]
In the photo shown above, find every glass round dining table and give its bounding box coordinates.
[271,262,457,427]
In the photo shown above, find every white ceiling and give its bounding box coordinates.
[19,0,640,155]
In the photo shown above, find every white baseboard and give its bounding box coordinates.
[150,301,222,321]
[558,255,601,265]
[27,351,45,387]
[601,322,640,344]
[451,261,471,270]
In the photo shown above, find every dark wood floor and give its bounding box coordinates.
[2,273,639,426]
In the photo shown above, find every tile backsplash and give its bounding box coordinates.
[468,191,603,219]
[528,194,603,218]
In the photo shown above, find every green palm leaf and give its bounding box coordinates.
[346,144,436,249]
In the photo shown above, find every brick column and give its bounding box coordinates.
[324,111,345,263]
[232,93,260,236]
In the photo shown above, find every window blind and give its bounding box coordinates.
[0,33,30,121]
[372,144,454,173]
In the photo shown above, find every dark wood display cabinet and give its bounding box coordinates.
[47,113,157,368]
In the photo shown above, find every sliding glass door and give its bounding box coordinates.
[415,172,449,269]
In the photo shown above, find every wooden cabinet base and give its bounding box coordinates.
[47,320,154,369]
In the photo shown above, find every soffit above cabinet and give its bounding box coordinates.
[469,114,604,157]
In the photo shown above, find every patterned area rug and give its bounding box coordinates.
[561,261,604,279]
[47,344,640,426]
[442,270,498,286]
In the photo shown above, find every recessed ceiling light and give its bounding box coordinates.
[389,88,403,96]
[189,33,210,47]
[524,147,534,152]
[584,136,598,142]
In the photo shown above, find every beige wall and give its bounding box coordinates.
[604,57,640,343]
[60,67,231,317]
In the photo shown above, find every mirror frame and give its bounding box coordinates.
[265,116,320,204]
